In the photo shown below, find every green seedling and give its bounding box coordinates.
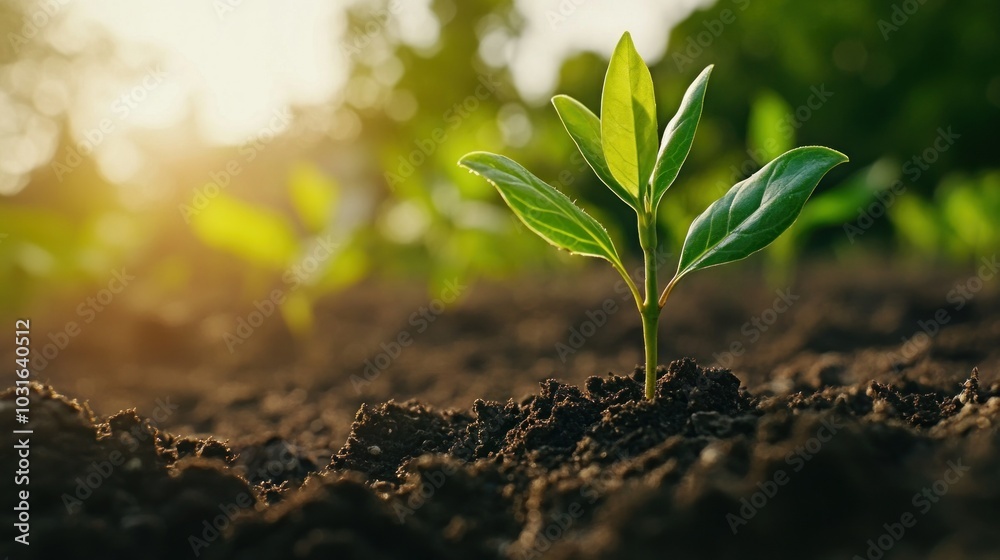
[458,32,847,399]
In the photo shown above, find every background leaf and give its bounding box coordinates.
[601,32,658,202]
[676,146,848,278]
[458,151,624,268]
[747,90,795,165]
[190,193,300,269]
[280,290,314,336]
[288,162,339,233]
[552,94,639,211]
[650,65,712,211]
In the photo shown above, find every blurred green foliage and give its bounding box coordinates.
[1,0,998,328]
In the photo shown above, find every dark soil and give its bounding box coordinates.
[2,259,999,559]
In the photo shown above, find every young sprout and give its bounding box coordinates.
[459,32,847,400]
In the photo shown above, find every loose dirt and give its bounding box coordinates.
[3,259,998,559]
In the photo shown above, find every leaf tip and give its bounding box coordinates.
[824,147,850,165]
[795,145,850,166]
[614,31,638,55]
[457,152,489,176]
[457,151,483,166]
[695,64,714,89]
[550,94,570,109]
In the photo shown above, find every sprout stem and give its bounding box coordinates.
[639,215,660,400]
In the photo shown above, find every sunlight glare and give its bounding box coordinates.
[67,0,347,145]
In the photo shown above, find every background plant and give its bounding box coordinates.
[1,0,997,340]
[460,32,847,399]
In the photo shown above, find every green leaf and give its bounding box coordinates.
[280,291,314,336]
[675,146,848,279]
[458,151,624,269]
[552,94,639,211]
[650,64,712,212]
[888,195,941,254]
[747,90,794,165]
[190,193,300,269]
[288,162,339,233]
[795,164,886,230]
[601,32,658,202]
